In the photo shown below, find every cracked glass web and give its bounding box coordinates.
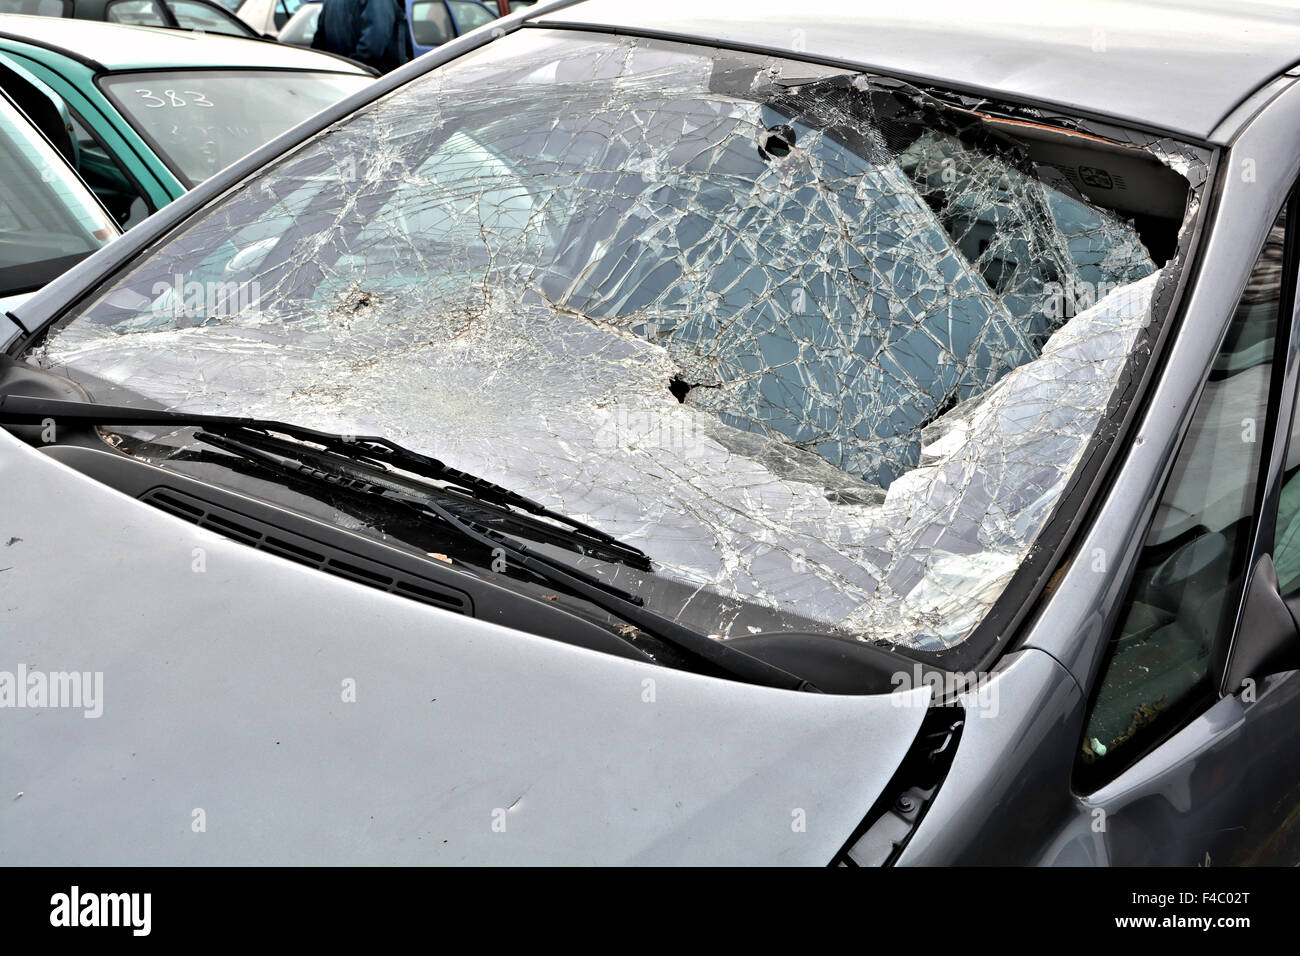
[35,30,1194,650]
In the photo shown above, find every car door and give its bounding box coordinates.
[163,0,262,36]
[408,0,453,55]
[1073,187,1300,865]
[0,49,174,221]
[0,82,120,310]
[0,49,166,227]
[446,0,494,34]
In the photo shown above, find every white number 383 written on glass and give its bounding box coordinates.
[132,89,214,109]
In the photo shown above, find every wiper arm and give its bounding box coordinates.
[191,428,819,692]
[0,394,651,570]
[195,427,648,605]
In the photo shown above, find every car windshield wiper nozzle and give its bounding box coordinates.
[0,394,652,570]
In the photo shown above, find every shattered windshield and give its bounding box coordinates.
[33,30,1195,652]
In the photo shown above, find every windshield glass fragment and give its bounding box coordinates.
[33,30,1199,652]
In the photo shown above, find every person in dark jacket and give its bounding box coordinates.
[312,0,414,74]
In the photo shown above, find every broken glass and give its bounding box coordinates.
[33,30,1198,651]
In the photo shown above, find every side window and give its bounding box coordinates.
[66,111,153,229]
[411,0,454,46]
[449,0,495,32]
[105,0,168,25]
[274,0,306,28]
[1271,237,1300,591]
[1078,201,1290,784]
[278,4,319,45]
[165,0,255,36]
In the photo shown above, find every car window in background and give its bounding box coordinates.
[275,0,305,27]
[105,0,168,25]
[507,1,532,10]
[165,0,257,35]
[65,110,153,228]
[99,69,372,185]
[0,92,116,295]
[0,55,157,229]
[276,0,318,45]
[1079,202,1290,784]
[0,0,68,14]
[448,0,493,31]
[411,1,452,46]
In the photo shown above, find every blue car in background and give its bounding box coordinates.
[278,0,500,55]
[409,0,495,53]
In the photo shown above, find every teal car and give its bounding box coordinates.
[0,13,373,227]
[0,77,117,313]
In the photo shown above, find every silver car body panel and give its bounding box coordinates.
[534,0,1300,141]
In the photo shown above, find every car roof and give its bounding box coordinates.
[0,13,368,73]
[533,0,1300,141]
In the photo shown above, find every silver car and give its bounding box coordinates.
[2,0,1299,865]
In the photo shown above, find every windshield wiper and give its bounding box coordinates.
[0,394,651,569]
[0,394,820,692]
[194,426,649,605]
[195,428,819,692]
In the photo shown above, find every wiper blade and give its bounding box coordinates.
[191,427,819,692]
[195,427,648,605]
[0,394,652,570]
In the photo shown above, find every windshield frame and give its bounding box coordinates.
[3,25,1216,680]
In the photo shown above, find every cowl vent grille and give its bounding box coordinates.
[143,487,472,615]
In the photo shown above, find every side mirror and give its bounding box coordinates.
[1220,554,1300,693]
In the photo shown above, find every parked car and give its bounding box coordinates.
[0,14,373,228]
[271,0,310,42]
[481,0,530,14]
[407,0,492,53]
[0,0,271,38]
[278,0,495,55]
[212,0,290,35]
[210,0,311,36]
[0,77,118,313]
[3,0,1300,866]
